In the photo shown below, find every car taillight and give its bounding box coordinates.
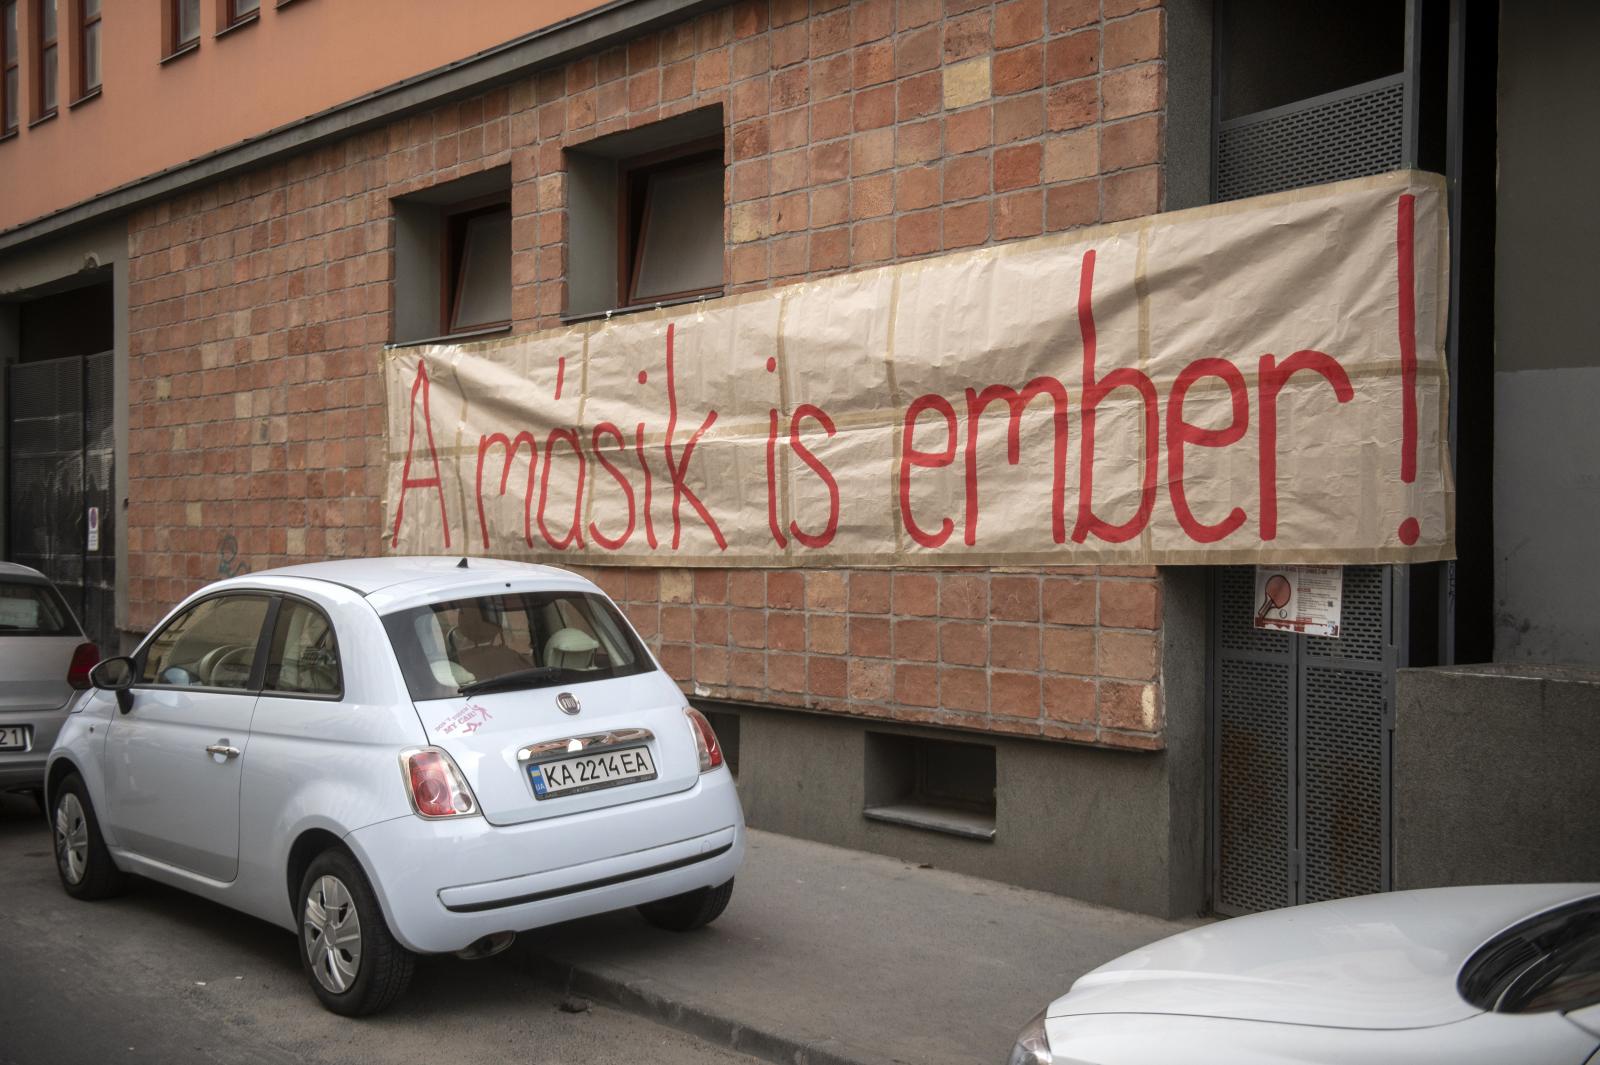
[67,643,100,691]
[401,748,479,818]
[685,708,723,773]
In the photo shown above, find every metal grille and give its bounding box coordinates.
[1302,666,1387,902]
[1307,564,1385,663]
[1216,76,1406,203]
[1218,564,1293,657]
[1212,565,1397,915]
[1216,656,1294,914]
[7,353,117,654]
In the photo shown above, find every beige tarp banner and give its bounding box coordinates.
[385,170,1454,567]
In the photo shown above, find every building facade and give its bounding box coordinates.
[2,0,1594,918]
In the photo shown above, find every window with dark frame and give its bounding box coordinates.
[391,167,512,345]
[618,138,724,306]
[224,0,259,29]
[78,0,99,96]
[563,107,725,319]
[173,0,200,52]
[2,1,18,134]
[34,0,56,117]
[443,199,512,335]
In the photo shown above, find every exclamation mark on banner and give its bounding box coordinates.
[1396,193,1420,546]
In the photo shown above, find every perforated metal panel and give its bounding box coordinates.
[1211,565,1397,916]
[1306,566,1387,663]
[1215,76,1407,203]
[7,353,117,653]
[1302,666,1387,902]
[1216,656,1294,913]
[1219,565,1293,658]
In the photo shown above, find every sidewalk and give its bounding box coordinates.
[515,828,1201,1065]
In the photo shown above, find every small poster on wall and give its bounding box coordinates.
[1253,565,1344,637]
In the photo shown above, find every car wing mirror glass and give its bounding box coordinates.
[90,655,135,690]
[90,656,137,713]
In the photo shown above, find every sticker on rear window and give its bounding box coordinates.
[436,703,494,736]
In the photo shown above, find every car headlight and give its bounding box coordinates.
[1006,1008,1053,1065]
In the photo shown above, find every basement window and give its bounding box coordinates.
[863,732,997,842]
[564,105,725,319]
[392,166,512,345]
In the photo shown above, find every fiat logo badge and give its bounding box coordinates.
[557,692,581,716]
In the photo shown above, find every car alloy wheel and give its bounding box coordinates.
[303,874,364,994]
[53,792,89,885]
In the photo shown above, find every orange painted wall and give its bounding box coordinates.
[0,0,602,234]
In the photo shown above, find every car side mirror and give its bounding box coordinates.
[90,656,137,714]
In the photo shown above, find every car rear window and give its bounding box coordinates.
[0,580,77,636]
[382,590,655,701]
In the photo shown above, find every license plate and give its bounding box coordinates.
[0,726,30,752]
[530,745,656,800]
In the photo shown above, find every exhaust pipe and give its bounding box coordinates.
[454,931,517,960]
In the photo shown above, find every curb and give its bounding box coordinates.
[518,951,885,1065]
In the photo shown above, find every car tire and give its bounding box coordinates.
[637,878,734,932]
[296,848,414,1016]
[52,774,128,901]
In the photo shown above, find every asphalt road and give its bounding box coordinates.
[0,793,758,1065]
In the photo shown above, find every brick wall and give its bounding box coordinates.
[576,564,1164,747]
[126,0,1168,748]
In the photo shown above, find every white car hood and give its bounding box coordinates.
[1050,885,1600,1030]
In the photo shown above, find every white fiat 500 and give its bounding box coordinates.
[46,557,744,1015]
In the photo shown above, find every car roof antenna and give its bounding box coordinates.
[457,557,469,569]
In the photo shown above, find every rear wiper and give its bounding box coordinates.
[458,666,564,697]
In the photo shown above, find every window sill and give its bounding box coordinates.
[27,110,57,129]
[385,323,512,349]
[215,12,260,39]
[560,290,725,325]
[161,41,200,65]
[275,0,302,7]
[863,802,997,842]
[0,129,17,144]
[69,86,102,110]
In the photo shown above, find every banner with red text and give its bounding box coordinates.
[385,170,1453,566]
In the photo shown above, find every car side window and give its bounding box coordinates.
[140,595,270,690]
[264,599,342,697]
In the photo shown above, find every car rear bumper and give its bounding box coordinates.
[345,766,745,954]
[0,705,71,789]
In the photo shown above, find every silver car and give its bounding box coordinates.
[0,562,99,798]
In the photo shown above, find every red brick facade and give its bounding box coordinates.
[126,0,1168,748]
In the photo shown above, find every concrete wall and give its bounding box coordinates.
[1493,1,1600,664]
[1394,664,1600,888]
[727,704,1201,918]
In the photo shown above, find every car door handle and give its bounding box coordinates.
[205,744,241,759]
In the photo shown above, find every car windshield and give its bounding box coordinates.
[1459,894,1600,1013]
[0,580,77,636]
[383,590,654,701]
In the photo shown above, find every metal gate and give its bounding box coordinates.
[1210,565,1399,915]
[7,352,117,654]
